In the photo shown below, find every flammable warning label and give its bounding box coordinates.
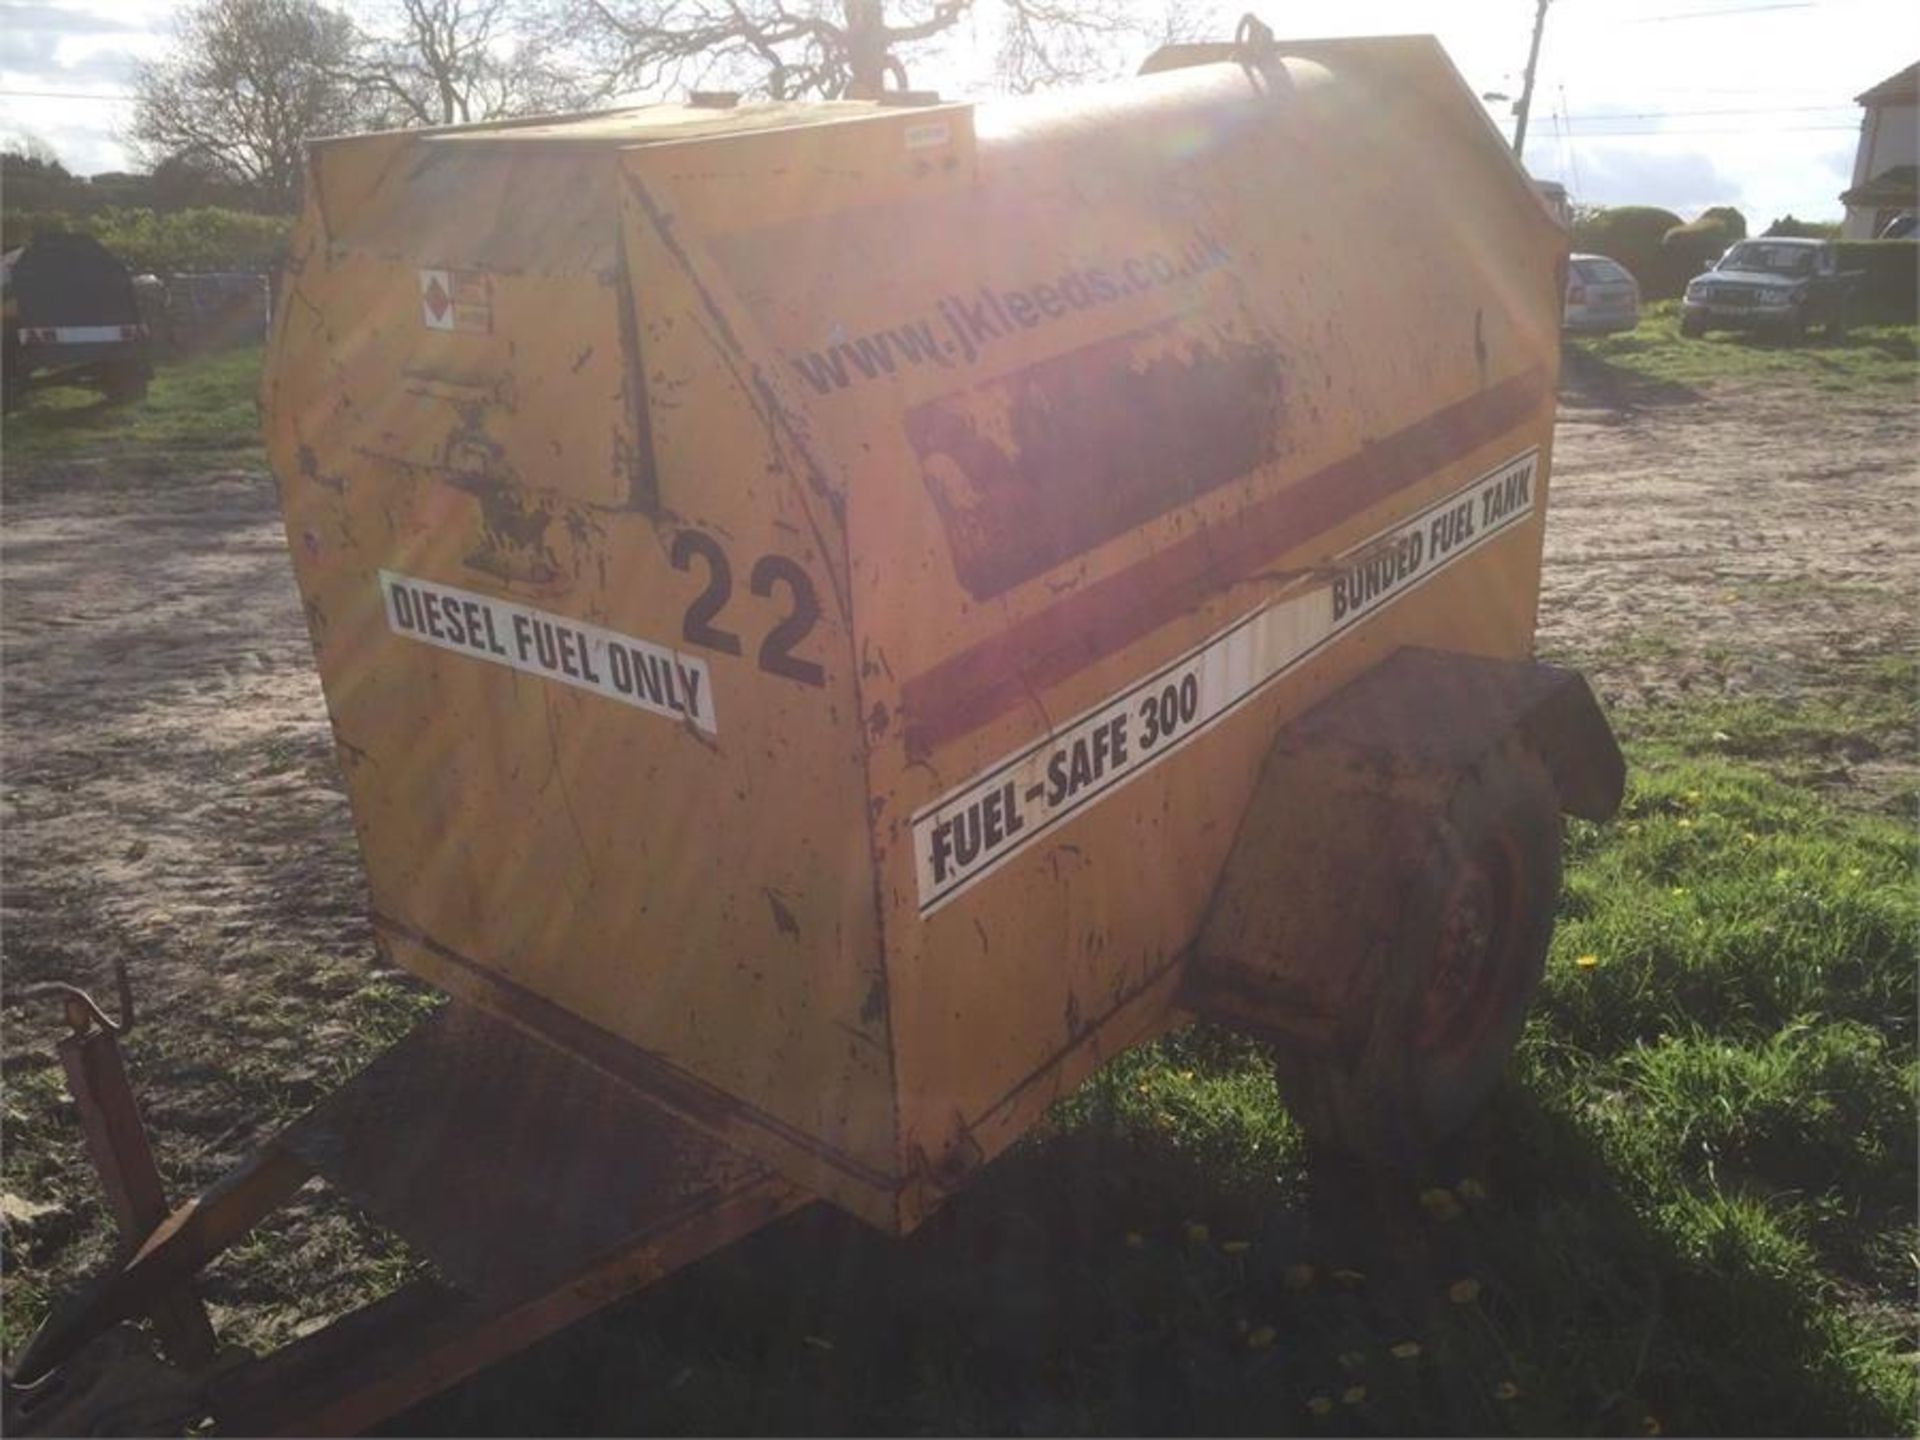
[379,570,716,733]
[909,447,1540,915]
[418,268,491,333]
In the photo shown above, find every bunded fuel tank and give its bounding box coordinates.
[264,31,1566,1232]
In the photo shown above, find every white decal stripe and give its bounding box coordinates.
[378,570,718,734]
[910,448,1542,915]
[21,324,144,343]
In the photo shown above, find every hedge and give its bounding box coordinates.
[1765,215,1843,240]
[1569,207,1915,318]
[1661,206,1747,288]
[1,207,292,275]
[1569,205,1689,298]
[1835,240,1919,323]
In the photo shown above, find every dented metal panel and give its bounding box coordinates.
[264,34,1566,1234]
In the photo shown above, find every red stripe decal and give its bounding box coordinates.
[900,368,1548,762]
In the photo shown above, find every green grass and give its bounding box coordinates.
[1587,647,1918,814]
[406,728,1917,1436]
[1567,300,1918,392]
[2,343,264,474]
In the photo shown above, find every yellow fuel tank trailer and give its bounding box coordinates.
[6,28,1634,1433]
[263,31,1622,1236]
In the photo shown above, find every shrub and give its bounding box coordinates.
[1570,205,1687,297]
[1765,215,1843,240]
[1662,206,1748,283]
[1835,240,1919,323]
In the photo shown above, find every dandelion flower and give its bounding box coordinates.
[1284,1263,1316,1290]
[1676,818,1693,830]
[1493,1380,1520,1401]
[1418,1187,1462,1221]
[1575,953,1601,969]
[1221,1239,1251,1254]
[1306,1395,1332,1417]
[1342,1385,1367,1405]
[1185,1220,1210,1244]
[1247,1325,1277,1351]
[1642,1416,1662,1436]
[1389,1340,1422,1361]
[1448,1277,1481,1304]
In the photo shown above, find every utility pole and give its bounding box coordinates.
[1511,0,1551,160]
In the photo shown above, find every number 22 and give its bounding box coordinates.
[671,531,825,688]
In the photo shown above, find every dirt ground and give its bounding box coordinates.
[1,460,422,1355]
[2,369,1915,1388]
[1542,357,1918,807]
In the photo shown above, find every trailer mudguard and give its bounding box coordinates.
[1183,646,1622,1158]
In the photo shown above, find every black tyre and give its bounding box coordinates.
[2,341,25,412]
[1270,751,1563,1166]
[101,361,148,405]
[1782,309,1808,345]
[1679,311,1706,338]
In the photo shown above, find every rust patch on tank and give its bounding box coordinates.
[899,366,1550,761]
[903,319,1284,601]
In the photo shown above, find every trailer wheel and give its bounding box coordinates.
[2,340,25,412]
[1270,751,1562,1166]
[101,362,148,405]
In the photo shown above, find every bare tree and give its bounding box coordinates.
[131,0,372,211]
[352,0,588,126]
[996,0,1220,95]
[561,0,1210,105]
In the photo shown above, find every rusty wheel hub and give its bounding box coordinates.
[1416,841,1518,1063]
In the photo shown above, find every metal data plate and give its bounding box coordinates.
[280,1003,773,1301]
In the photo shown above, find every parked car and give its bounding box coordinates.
[1680,237,1858,342]
[1563,253,1640,333]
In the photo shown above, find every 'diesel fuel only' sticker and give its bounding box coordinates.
[379,570,717,733]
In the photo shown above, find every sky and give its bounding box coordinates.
[1,0,1915,224]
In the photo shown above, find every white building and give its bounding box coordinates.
[1840,62,1917,239]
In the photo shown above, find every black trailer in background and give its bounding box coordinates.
[3,233,152,410]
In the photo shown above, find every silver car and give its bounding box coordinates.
[1563,254,1640,334]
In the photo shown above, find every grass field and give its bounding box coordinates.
[1,343,265,477]
[2,337,1915,1435]
[1571,299,1917,393]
